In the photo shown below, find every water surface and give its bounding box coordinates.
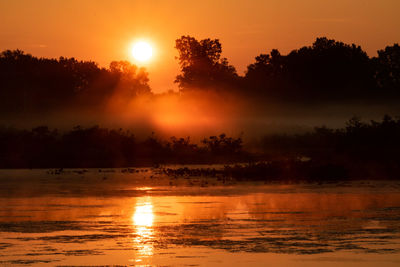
[1,169,400,266]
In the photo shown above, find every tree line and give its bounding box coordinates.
[261,115,400,166]
[175,36,400,103]
[1,36,399,115]
[0,50,150,115]
[0,115,399,170]
[0,126,244,168]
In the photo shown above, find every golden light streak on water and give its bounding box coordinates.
[132,197,154,262]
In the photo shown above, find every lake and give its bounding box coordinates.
[1,168,400,266]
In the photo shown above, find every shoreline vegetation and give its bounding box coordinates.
[1,115,400,181]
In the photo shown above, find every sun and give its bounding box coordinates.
[131,41,153,62]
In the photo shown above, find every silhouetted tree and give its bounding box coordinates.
[109,60,151,97]
[0,50,151,115]
[260,115,400,167]
[175,36,238,92]
[202,134,243,155]
[373,44,400,91]
[244,37,375,102]
[245,49,285,97]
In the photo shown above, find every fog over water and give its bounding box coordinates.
[3,89,399,142]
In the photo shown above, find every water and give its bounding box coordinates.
[1,168,400,266]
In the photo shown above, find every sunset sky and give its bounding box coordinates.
[1,0,399,92]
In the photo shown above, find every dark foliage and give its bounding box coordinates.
[201,133,243,155]
[245,37,375,102]
[175,36,400,103]
[261,115,400,169]
[174,36,239,92]
[373,43,400,91]
[0,50,150,114]
[0,127,244,168]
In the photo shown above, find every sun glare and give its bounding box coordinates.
[133,201,154,227]
[131,41,153,62]
[132,198,154,260]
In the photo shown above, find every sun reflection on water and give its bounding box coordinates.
[132,197,154,262]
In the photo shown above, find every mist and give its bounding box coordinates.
[2,86,399,144]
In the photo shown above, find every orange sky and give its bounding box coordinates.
[1,0,399,92]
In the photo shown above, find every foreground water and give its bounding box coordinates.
[1,168,400,266]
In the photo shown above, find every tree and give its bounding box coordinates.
[175,36,238,91]
[202,134,243,155]
[373,44,400,91]
[109,60,151,97]
[287,37,374,100]
[245,49,285,96]
[0,50,153,116]
[244,37,375,102]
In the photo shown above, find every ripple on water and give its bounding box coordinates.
[1,179,400,265]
